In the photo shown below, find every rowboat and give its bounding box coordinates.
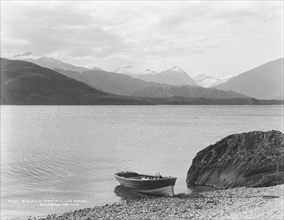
[114,171,177,196]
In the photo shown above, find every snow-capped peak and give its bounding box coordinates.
[193,74,218,88]
[219,72,235,80]
[193,73,236,88]
[40,57,58,63]
[40,56,74,66]
[115,66,159,75]
[144,68,157,74]
[20,51,33,56]
[115,66,142,75]
[92,66,103,71]
[11,51,40,60]
[115,65,133,72]
[165,66,186,74]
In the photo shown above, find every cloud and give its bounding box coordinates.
[1,1,127,58]
[1,1,283,75]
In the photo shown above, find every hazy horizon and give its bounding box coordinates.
[1,1,283,77]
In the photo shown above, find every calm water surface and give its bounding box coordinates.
[1,105,283,219]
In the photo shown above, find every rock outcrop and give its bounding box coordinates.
[186,130,284,188]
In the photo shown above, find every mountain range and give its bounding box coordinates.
[2,58,269,105]
[115,66,141,75]
[11,52,198,87]
[132,85,247,99]
[11,51,101,73]
[54,68,248,99]
[54,68,165,96]
[132,66,198,86]
[12,52,199,86]
[6,52,284,101]
[1,58,106,104]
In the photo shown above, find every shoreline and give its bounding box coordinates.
[30,184,283,220]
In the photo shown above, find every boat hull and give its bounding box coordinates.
[114,172,177,196]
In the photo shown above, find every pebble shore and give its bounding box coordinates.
[32,185,283,220]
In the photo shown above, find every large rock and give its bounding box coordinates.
[186,130,284,188]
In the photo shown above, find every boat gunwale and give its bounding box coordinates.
[114,173,177,182]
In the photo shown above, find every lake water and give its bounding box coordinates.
[1,105,283,219]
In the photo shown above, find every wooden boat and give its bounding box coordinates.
[114,171,177,196]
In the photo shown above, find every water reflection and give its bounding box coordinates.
[114,184,217,201]
[114,185,158,200]
[2,105,282,219]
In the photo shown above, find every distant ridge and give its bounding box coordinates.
[115,66,137,75]
[1,58,107,104]
[10,51,103,73]
[55,68,250,100]
[131,85,248,99]
[133,66,198,86]
[2,58,280,105]
[114,66,157,75]
[54,68,166,96]
[92,66,104,71]
[215,58,283,99]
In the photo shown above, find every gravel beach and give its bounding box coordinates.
[31,184,283,220]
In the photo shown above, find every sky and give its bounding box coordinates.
[1,1,283,77]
